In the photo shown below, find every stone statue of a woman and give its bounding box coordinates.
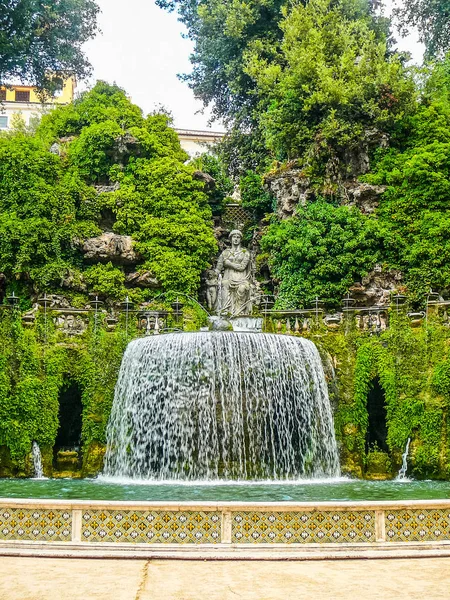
[216,230,253,316]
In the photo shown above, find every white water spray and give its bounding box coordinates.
[31,441,44,479]
[231,317,263,332]
[397,438,411,480]
[104,332,340,481]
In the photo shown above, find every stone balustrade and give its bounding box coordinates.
[0,499,449,546]
[264,302,450,333]
[2,298,450,335]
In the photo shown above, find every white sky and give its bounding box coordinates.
[82,0,219,130]
[81,0,424,131]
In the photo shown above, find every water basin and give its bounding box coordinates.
[1,478,449,502]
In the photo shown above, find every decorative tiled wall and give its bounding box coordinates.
[232,510,376,544]
[1,502,450,546]
[385,508,450,542]
[0,507,72,542]
[81,509,222,544]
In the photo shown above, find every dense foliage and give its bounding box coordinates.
[260,53,450,307]
[311,312,450,479]
[159,0,428,306]
[157,0,398,173]
[245,0,414,165]
[361,57,450,303]
[0,310,128,476]
[158,0,450,308]
[191,153,234,215]
[156,0,285,124]
[0,82,217,299]
[0,0,99,92]
[261,201,383,308]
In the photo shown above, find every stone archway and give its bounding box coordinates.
[55,381,83,450]
[365,376,388,453]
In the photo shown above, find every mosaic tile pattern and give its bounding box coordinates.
[82,510,221,544]
[232,510,376,544]
[0,507,72,542]
[385,509,450,542]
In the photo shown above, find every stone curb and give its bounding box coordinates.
[1,542,450,561]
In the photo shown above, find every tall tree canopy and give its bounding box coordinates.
[245,0,414,166]
[0,0,99,92]
[156,0,288,173]
[157,0,402,175]
[156,0,286,124]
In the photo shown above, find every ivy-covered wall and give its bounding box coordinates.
[1,307,449,480]
[309,310,450,480]
[0,310,129,478]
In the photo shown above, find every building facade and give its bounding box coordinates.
[0,78,76,131]
[175,128,225,157]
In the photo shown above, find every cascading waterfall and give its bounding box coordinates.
[104,332,340,480]
[31,441,44,479]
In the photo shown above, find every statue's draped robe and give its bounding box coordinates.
[216,247,252,316]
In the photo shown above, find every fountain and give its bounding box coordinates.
[31,441,44,479]
[103,332,340,480]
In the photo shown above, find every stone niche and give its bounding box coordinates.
[82,232,140,265]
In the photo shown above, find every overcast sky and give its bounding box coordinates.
[82,0,424,131]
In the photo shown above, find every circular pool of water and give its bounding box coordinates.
[1,477,449,502]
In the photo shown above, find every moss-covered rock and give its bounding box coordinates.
[54,450,81,478]
[365,450,393,480]
[82,442,106,477]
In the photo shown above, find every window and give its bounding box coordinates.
[0,116,8,129]
[0,90,6,102]
[15,90,30,102]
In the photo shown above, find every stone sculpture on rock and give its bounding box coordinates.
[82,233,139,265]
[215,230,255,317]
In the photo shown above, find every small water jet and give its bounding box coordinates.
[397,438,411,480]
[104,332,340,481]
[31,441,44,479]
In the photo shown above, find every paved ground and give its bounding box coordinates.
[1,556,449,600]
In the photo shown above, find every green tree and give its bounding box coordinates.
[157,0,395,176]
[240,171,274,219]
[191,153,234,215]
[0,0,99,92]
[156,0,287,174]
[363,61,450,302]
[245,0,414,171]
[157,0,286,123]
[0,134,100,290]
[37,81,144,140]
